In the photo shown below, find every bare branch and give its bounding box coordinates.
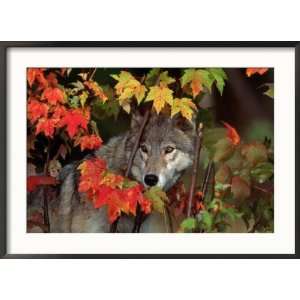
[187,123,204,217]
[110,108,151,232]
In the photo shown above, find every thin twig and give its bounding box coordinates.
[201,161,214,202]
[42,140,51,232]
[110,108,151,233]
[88,68,97,81]
[125,109,151,177]
[187,123,204,217]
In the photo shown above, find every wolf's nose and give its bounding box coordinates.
[144,174,159,186]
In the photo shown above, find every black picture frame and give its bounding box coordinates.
[0,41,299,259]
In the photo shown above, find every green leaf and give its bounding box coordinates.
[181,69,195,87]
[159,71,175,86]
[262,83,274,98]
[208,68,228,95]
[144,186,169,214]
[251,162,273,183]
[180,217,197,231]
[222,207,243,222]
[201,211,213,231]
[145,68,160,87]
[69,95,79,108]
[79,91,88,107]
[197,69,214,92]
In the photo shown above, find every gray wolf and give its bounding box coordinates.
[30,111,197,233]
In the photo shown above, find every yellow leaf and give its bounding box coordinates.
[112,71,147,106]
[145,86,173,113]
[171,98,197,121]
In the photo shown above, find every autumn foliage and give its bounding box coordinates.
[27,67,274,233]
[77,158,151,223]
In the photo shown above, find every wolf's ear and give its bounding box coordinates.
[130,109,143,130]
[171,114,196,134]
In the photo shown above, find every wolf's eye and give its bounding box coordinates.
[165,146,175,154]
[140,145,148,153]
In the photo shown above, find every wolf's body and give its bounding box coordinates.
[29,112,196,233]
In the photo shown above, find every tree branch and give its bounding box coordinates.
[110,108,151,233]
[201,161,214,202]
[42,139,51,232]
[187,123,204,217]
[88,68,97,81]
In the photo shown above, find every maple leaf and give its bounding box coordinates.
[42,87,65,105]
[246,68,269,77]
[170,98,197,121]
[144,186,168,214]
[51,105,67,121]
[208,68,228,95]
[84,80,108,102]
[59,108,90,138]
[99,172,124,189]
[27,175,58,192]
[159,71,175,87]
[77,158,150,223]
[27,98,49,124]
[145,85,173,113]
[222,121,240,145]
[181,69,214,98]
[139,196,152,214]
[78,158,107,177]
[35,118,56,137]
[27,68,47,88]
[111,71,147,107]
[76,134,103,151]
[121,184,143,215]
[46,72,58,87]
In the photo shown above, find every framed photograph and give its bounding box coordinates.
[0,41,299,258]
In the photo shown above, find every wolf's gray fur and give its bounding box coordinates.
[35,112,196,233]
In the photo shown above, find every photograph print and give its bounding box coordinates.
[27,67,274,234]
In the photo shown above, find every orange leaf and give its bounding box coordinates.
[59,108,90,138]
[35,118,56,137]
[42,87,65,105]
[246,68,269,77]
[84,80,108,102]
[27,98,49,124]
[27,68,46,88]
[191,79,203,98]
[77,134,102,151]
[27,175,57,192]
[222,121,240,146]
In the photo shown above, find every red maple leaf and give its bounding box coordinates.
[78,158,152,223]
[222,121,240,146]
[246,68,269,77]
[46,72,58,87]
[27,175,58,192]
[121,184,144,215]
[52,105,67,121]
[59,108,90,138]
[35,118,57,137]
[42,87,65,105]
[27,98,49,124]
[77,134,103,151]
[27,68,46,87]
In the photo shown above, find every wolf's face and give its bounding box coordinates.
[128,112,196,191]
